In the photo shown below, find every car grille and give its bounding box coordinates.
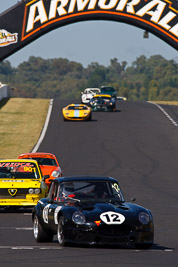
[98,224,131,236]
[0,188,28,199]
[96,104,109,108]
[69,117,84,120]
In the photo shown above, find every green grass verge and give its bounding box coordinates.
[0,98,50,159]
[152,101,178,106]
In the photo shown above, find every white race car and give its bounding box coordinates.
[81,88,101,104]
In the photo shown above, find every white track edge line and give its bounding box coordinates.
[31,99,53,152]
[148,101,178,127]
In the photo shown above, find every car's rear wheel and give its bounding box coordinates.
[33,214,53,242]
[57,216,67,246]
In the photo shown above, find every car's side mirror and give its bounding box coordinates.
[131,197,136,202]
[42,175,50,181]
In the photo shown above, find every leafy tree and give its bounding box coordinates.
[0,55,177,101]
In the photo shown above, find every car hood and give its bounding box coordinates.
[92,99,110,104]
[85,93,93,97]
[63,109,90,116]
[101,90,117,96]
[79,201,147,222]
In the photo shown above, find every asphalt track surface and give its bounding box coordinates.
[0,99,178,267]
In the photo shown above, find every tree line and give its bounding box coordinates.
[0,55,177,101]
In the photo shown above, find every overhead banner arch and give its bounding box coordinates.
[0,0,177,61]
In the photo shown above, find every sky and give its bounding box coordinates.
[1,0,178,68]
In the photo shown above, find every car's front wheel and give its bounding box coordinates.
[87,114,92,121]
[57,216,67,246]
[33,214,53,242]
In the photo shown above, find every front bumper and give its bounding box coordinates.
[0,194,43,207]
[63,114,91,121]
[63,222,154,246]
[92,105,114,112]
[64,117,88,121]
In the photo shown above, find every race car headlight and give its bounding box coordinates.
[28,188,34,194]
[51,170,61,178]
[139,212,150,225]
[110,102,113,105]
[34,188,41,194]
[28,188,41,194]
[72,211,86,225]
[84,113,88,115]
[65,113,69,115]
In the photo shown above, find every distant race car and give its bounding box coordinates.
[100,86,117,99]
[18,153,63,188]
[89,94,116,112]
[81,88,101,104]
[117,96,127,101]
[32,176,154,248]
[0,159,48,208]
[62,104,92,121]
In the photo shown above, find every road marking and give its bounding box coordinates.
[12,247,33,250]
[0,246,173,251]
[0,246,62,250]
[135,249,173,252]
[16,227,33,230]
[148,102,178,127]
[0,227,32,230]
[31,99,53,152]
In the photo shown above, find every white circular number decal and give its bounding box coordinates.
[42,204,51,224]
[100,211,125,225]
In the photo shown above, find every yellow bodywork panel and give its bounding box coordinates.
[0,159,48,207]
[62,104,92,121]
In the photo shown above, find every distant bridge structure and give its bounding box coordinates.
[0,0,177,61]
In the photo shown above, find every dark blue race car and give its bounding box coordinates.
[32,176,154,248]
[89,95,116,112]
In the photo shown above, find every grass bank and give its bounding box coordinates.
[0,98,50,159]
[152,101,178,105]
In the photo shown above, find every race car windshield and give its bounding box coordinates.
[94,97,111,101]
[68,106,88,110]
[30,157,57,166]
[56,181,125,202]
[0,162,40,179]
[90,89,100,93]
[101,87,115,93]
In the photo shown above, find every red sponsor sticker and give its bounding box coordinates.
[0,162,34,168]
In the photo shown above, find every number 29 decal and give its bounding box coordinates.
[100,211,125,225]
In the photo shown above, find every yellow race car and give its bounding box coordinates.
[62,104,92,121]
[0,159,48,208]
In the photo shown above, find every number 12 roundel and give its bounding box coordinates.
[100,211,125,225]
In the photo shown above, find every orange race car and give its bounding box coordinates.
[18,153,63,188]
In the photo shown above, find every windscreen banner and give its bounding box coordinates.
[0,0,177,61]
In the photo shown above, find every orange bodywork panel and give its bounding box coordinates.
[18,153,63,188]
